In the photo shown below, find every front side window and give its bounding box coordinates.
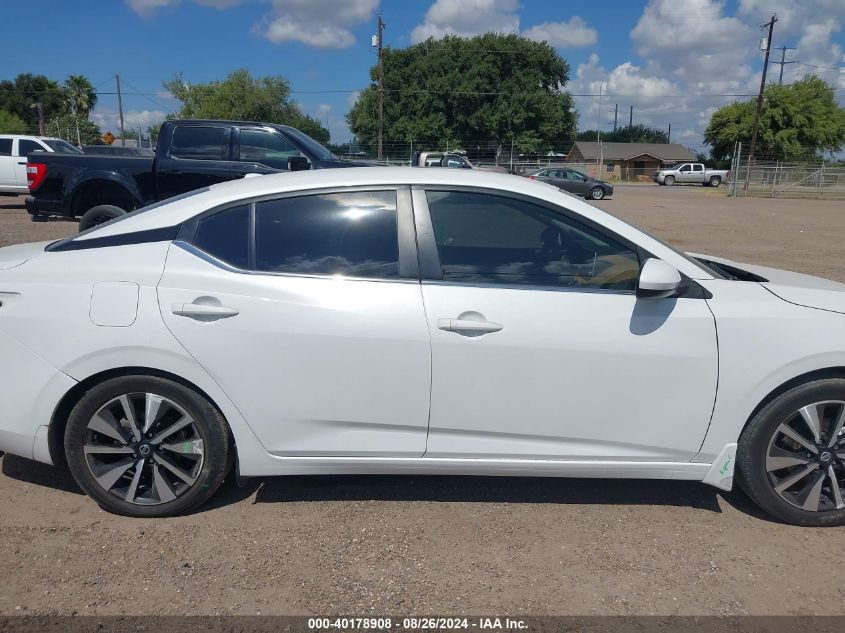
[425,191,639,291]
[170,126,230,160]
[18,139,45,157]
[255,191,399,278]
[238,129,300,169]
[445,155,469,168]
[566,170,585,181]
[679,164,691,172]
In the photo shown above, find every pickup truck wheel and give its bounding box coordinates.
[664,175,675,186]
[79,205,127,232]
[708,176,721,187]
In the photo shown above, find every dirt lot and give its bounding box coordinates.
[1,188,844,617]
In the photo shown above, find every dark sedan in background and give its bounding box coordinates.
[528,167,614,200]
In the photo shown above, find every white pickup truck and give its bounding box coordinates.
[653,162,730,187]
[0,135,81,195]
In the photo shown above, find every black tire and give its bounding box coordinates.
[64,376,233,517]
[78,204,127,232]
[588,186,605,200]
[708,176,721,187]
[736,378,845,527]
[664,175,675,186]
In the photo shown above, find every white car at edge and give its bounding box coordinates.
[0,167,843,525]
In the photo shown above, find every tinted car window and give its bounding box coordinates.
[0,139,11,155]
[255,191,398,278]
[44,139,83,154]
[426,191,639,290]
[18,139,45,157]
[445,156,468,168]
[193,204,250,269]
[238,129,300,169]
[170,126,230,160]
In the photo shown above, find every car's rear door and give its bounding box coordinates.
[157,187,431,457]
[156,124,247,200]
[413,187,718,461]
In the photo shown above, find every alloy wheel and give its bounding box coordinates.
[83,393,205,505]
[765,400,845,512]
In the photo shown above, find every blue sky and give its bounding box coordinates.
[3,0,844,151]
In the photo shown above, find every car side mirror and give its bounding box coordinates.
[288,156,310,171]
[637,258,681,299]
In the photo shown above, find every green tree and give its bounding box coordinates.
[704,76,845,161]
[347,33,578,155]
[48,114,103,145]
[163,69,328,142]
[576,124,670,144]
[64,75,97,118]
[0,74,67,132]
[0,109,27,133]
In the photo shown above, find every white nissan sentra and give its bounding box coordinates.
[1,168,844,525]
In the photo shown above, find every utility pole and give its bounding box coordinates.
[376,14,385,161]
[628,105,633,128]
[597,84,603,175]
[613,104,618,132]
[115,74,126,146]
[773,46,796,84]
[667,123,671,144]
[30,103,45,136]
[745,14,777,193]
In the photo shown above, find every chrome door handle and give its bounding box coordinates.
[172,303,239,319]
[437,318,502,334]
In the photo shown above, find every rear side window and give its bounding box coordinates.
[255,191,399,278]
[18,139,45,157]
[0,139,11,156]
[170,126,230,160]
[192,204,250,269]
[425,191,640,291]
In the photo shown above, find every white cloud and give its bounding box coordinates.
[314,103,331,120]
[411,0,520,43]
[522,17,598,48]
[346,90,361,109]
[126,0,178,18]
[257,0,380,48]
[90,109,167,135]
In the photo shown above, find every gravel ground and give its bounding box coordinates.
[0,187,844,617]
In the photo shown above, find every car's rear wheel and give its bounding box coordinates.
[708,176,721,187]
[737,379,845,526]
[664,175,675,186]
[589,186,605,200]
[64,376,233,517]
[78,204,127,232]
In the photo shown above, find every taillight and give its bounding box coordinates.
[27,163,46,192]
[528,175,536,180]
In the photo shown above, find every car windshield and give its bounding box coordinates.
[283,127,338,161]
[44,139,83,154]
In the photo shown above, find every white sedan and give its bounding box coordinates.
[1,168,844,525]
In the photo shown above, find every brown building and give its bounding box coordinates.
[566,142,697,181]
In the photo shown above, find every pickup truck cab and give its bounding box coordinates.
[412,151,508,173]
[653,163,730,187]
[25,119,367,229]
[0,135,81,195]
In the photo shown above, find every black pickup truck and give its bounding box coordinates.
[26,119,367,229]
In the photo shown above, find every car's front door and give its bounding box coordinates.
[564,169,590,195]
[677,164,693,183]
[158,187,432,456]
[413,188,718,461]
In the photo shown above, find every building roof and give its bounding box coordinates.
[571,142,696,162]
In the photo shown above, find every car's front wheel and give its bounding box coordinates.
[64,376,233,517]
[737,378,845,526]
[664,175,675,186]
[589,186,605,200]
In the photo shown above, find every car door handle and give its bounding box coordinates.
[171,303,239,319]
[437,318,503,334]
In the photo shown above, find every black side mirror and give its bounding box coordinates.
[288,156,310,171]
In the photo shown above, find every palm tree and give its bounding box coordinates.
[64,75,97,118]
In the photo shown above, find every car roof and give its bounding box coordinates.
[76,166,713,280]
[0,134,61,141]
